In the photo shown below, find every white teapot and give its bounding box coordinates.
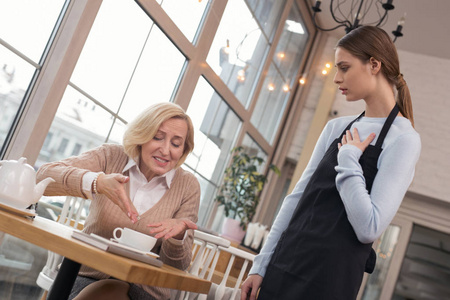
[0,157,55,210]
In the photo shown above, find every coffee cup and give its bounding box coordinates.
[112,227,156,252]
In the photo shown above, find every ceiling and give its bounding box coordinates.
[307,0,450,60]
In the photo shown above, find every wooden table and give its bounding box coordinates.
[0,209,211,299]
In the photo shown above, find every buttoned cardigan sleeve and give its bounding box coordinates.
[36,144,128,199]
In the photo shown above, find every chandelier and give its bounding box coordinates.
[311,0,405,41]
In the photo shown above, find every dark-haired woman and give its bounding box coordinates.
[241,26,421,300]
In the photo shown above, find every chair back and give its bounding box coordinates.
[36,196,88,297]
[212,246,255,300]
[172,230,256,300]
[171,230,231,300]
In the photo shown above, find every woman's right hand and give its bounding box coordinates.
[95,173,139,223]
[241,274,263,300]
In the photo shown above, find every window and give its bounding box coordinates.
[69,0,186,121]
[251,2,309,143]
[0,0,66,155]
[186,77,242,225]
[159,0,210,43]
[71,143,82,156]
[42,132,53,151]
[57,138,69,154]
[207,0,275,107]
[35,0,187,168]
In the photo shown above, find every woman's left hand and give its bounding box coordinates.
[338,128,376,152]
[147,218,198,240]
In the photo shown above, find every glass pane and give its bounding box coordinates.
[107,118,127,145]
[35,86,115,168]
[0,234,47,299]
[160,0,210,42]
[0,0,64,62]
[251,63,289,143]
[0,46,36,149]
[70,0,158,113]
[361,225,401,300]
[185,77,242,226]
[206,0,269,107]
[273,2,309,85]
[246,0,286,39]
[242,134,267,172]
[118,26,185,121]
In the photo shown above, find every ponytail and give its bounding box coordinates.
[395,74,414,127]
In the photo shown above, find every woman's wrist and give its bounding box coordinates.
[92,172,105,194]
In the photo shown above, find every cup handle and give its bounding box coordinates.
[113,228,123,241]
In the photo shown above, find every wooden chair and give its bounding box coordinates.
[210,245,255,300]
[173,230,256,300]
[36,196,88,300]
[171,230,231,300]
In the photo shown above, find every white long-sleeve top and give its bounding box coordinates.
[250,115,421,277]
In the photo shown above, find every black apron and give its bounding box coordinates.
[258,105,399,300]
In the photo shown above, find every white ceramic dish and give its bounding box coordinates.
[109,237,160,258]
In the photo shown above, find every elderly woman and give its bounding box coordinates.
[37,102,200,300]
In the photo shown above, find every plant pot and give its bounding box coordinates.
[221,217,246,243]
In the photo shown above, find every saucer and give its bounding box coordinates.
[0,200,36,217]
[109,238,159,258]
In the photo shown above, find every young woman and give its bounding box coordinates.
[37,102,200,300]
[241,26,421,300]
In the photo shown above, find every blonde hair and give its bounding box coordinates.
[336,26,414,127]
[123,102,194,168]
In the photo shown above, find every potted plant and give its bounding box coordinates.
[215,146,280,242]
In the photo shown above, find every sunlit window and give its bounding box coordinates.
[186,77,242,225]
[159,0,210,43]
[251,2,309,143]
[207,0,270,108]
[0,0,65,154]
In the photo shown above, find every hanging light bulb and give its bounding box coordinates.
[299,78,306,85]
[268,83,275,91]
[237,69,246,82]
[392,13,406,42]
[283,84,290,92]
[224,39,230,54]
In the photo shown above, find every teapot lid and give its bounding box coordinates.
[1,157,35,172]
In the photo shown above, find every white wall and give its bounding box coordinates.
[399,50,450,202]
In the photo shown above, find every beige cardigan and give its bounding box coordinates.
[37,144,200,299]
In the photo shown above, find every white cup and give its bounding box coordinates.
[112,227,156,252]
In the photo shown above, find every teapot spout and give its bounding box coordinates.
[34,177,55,202]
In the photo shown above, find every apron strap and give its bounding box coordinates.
[339,111,366,138]
[375,104,399,148]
